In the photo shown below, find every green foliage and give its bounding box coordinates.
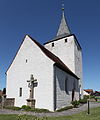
[79,99,87,104]
[4,106,21,110]
[21,105,50,113]
[56,106,74,112]
[94,96,100,101]
[83,95,89,100]
[1,107,100,120]
[71,100,80,108]
[17,114,36,120]
[95,96,100,99]
[48,107,100,120]
[17,114,47,120]
[90,95,95,99]
[21,105,31,111]
[4,105,50,113]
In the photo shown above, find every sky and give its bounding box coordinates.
[0,0,100,91]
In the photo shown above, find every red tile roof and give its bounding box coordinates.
[84,89,93,93]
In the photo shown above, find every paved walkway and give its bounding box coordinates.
[0,102,100,117]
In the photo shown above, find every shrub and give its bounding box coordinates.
[83,95,89,100]
[90,95,95,99]
[21,105,50,113]
[95,96,100,101]
[95,96,100,99]
[71,100,80,108]
[56,106,74,112]
[21,105,31,111]
[79,99,87,104]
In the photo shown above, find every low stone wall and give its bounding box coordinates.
[4,98,15,107]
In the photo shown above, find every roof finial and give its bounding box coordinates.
[56,0,71,37]
[62,0,65,15]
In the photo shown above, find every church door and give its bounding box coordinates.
[72,88,75,101]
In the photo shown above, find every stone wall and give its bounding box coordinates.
[4,98,15,107]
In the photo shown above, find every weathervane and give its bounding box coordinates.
[62,0,65,12]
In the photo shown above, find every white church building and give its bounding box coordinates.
[6,9,83,111]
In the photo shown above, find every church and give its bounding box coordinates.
[6,7,83,111]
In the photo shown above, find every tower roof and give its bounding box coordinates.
[45,6,71,43]
[56,11,71,38]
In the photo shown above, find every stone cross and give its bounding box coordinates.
[27,74,37,99]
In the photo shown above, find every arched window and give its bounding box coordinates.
[52,43,54,47]
[19,87,22,97]
[65,77,68,94]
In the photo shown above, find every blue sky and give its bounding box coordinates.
[0,0,100,91]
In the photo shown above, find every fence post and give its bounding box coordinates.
[87,99,90,114]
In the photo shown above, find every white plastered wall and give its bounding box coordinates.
[6,35,54,111]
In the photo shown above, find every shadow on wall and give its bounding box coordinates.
[55,66,79,94]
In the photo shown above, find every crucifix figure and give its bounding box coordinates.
[27,74,37,107]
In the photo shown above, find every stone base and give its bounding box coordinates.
[26,98,35,108]
[1,98,15,107]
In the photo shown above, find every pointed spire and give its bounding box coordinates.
[56,1,71,37]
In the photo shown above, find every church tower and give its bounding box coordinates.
[44,5,83,98]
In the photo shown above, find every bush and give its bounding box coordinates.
[79,99,87,104]
[5,105,50,113]
[95,96,100,99]
[21,105,31,111]
[5,106,21,111]
[83,95,89,100]
[56,106,74,112]
[90,95,95,99]
[71,100,80,108]
[95,96,100,101]
[21,105,50,113]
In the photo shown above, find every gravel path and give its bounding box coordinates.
[0,102,100,117]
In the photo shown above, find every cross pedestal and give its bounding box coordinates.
[26,75,37,108]
[26,98,35,108]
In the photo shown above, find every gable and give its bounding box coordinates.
[6,35,79,80]
[6,35,54,74]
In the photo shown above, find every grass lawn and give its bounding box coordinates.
[0,114,36,120]
[0,107,100,120]
[48,107,100,120]
[0,115,18,120]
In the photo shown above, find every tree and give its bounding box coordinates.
[3,88,6,95]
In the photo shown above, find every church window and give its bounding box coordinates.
[65,39,67,42]
[26,59,28,63]
[52,43,54,47]
[73,80,76,90]
[65,78,68,93]
[19,87,22,97]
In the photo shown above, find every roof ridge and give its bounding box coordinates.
[28,35,79,79]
